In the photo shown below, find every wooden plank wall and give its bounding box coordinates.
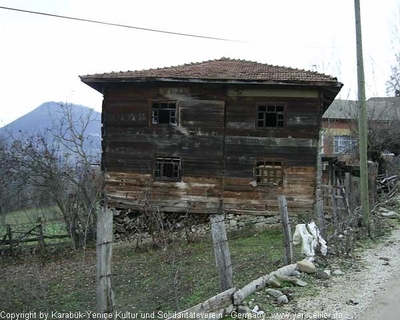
[103,83,321,216]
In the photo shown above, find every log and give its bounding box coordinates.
[166,288,236,320]
[233,274,272,305]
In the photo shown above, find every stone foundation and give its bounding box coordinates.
[113,208,282,243]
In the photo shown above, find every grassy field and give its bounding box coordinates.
[0,225,313,314]
[0,207,68,251]
[2,201,397,315]
[2,206,62,225]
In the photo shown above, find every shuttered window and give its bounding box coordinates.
[154,157,181,181]
[255,160,283,185]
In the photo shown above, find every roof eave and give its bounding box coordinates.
[80,76,343,95]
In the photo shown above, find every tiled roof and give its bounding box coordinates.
[323,98,400,121]
[80,57,339,83]
[323,100,357,119]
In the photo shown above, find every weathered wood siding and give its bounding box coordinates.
[103,83,322,215]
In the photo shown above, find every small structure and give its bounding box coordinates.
[81,58,342,224]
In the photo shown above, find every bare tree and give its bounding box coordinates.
[1,104,101,248]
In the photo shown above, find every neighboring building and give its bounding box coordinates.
[321,99,358,164]
[322,97,400,164]
[81,58,342,217]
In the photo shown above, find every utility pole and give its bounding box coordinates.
[354,0,370,232]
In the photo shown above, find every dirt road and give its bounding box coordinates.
[356,272,400,320]
[289,222,400,320]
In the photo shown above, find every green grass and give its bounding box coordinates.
[2,200,398,314]
[0,206,68,250]
[0,224,312,314]
[2,206,62,225]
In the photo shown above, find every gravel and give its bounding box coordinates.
[282,226,400,319]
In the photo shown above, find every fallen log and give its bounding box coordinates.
[233,274,273,305]
[166,288,236,320]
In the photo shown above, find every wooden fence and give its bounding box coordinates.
[0,218,70,256]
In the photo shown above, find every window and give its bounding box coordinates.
[334,135,355,154]
[154,157,181,181]
[152,101,177,125]
[255,161,283,185]
[257,105,284,128]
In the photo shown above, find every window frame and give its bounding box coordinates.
[333,135,355,155]
[256,103,286,129]
[254,160,283,186]
[154,157,182,181]
[151,101,178,126]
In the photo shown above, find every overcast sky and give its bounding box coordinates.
[0,0,399,127]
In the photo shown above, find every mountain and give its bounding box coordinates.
[0,101,101,159]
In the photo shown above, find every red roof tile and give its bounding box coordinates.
[81,57,339,83]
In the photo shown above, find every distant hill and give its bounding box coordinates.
[0,101,101,159]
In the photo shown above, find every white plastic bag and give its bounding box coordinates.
[292,222,327,257]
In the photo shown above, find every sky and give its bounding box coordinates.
[0,0,399,127]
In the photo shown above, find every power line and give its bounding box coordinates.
[0,5,245,43]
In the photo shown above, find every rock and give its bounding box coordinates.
[291,270,301,277]
[315,269,331,279]
[266,289,284,298]
[380,211,400,219]
[346,299,359,305]
[332,269,343,276]
[267,275,282,288]
[281,287,294,296]
[277,295,289,304]
[313,256,328,268]
[297,259,316,273]
[274,264,298,277]
[237,305,251,315]
[294,279,308,287]
[275,274,294,282]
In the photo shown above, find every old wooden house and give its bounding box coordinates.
[80,58,342,221]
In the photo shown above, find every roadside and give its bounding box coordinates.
[286,223,400,320]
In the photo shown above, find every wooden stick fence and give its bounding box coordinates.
[0,219,70,255]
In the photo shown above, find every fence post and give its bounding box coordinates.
[97,206,115,317]
[37,218,46,253]
[344,172,353,211]
[278,195,293,264]
[6,224,13,256]
[368,161,377,206]
[210,211,233,291]
[330,188,339,233]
